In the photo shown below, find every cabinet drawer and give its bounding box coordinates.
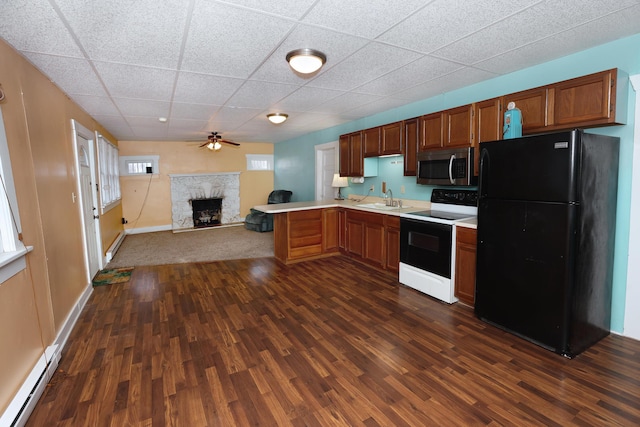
[290,234,322,249]
[290,244,323,259]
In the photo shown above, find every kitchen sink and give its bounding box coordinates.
[355,202,404,211]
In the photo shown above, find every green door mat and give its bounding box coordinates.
[92,267,134,286]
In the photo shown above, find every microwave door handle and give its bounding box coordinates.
[448,154,456,184]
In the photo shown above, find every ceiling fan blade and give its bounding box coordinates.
[221,140,240,146]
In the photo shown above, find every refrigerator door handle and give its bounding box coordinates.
[448,154,456,184]
[479,148,489,197]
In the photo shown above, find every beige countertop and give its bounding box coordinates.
[252,197,430,216]
[454,217,477,229]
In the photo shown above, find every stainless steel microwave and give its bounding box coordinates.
[417,147,476,186]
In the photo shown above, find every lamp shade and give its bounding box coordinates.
[332,173,349,188]
[286,48,326,74]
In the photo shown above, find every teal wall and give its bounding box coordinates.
[274,33,640,334]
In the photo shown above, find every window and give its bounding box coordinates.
[246,154,274,171]
[97,135,121,213]
[119,155,160,176]
[0,106,28,283]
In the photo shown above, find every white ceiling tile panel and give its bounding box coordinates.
[313,92,383,114]
[173,72,245,105]
[53,0,190,69]
[171,103,221,121]
[216,0,317,19]
[22,53,108,97]
[307,42,423,91]
[94,62,177,100]
[394,67,498,103]
[208,107,263,126]
[377,0,541,53]
[272,87,345,112]
[72,95,121,116]
[0,1,83,57]
[91,115,132,132]
[249,24,370,84]
[113,99,171,117]
[432,0,640,66]
[344,97,411,118]
[225,81,299,109]
[166,118,209,130]
[354,55,463,96]
[181,0,295,77]
[302,0,429,39]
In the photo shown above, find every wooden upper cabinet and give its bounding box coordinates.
[504,87,548,133]
[551,68,617,128]
[420,112,444,151]
[381,121,403,155]
[403,117,419,176]
[339,132,364,177]
[474,97,503,175]
[363,127,381,157]
[444,104,475,148]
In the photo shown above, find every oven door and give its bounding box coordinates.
[400,218,452,278]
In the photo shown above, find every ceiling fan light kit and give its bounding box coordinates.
[267,113,288,124]
[199,131,240,151]
[286,48,326,74]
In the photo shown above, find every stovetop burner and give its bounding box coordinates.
[405,210,476,221]
[400,188,478,224]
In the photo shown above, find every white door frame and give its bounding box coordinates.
[315,141,338,201]
[71,120,102,281]
[624,75,640,340]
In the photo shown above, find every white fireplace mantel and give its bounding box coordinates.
[169,172,241,230]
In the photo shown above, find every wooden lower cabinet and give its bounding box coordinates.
[454,226,477,306]
[274,209,338,264]
[385,216,400,274]
[345,210,398,273]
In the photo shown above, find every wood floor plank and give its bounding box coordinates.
[25,256,640,426]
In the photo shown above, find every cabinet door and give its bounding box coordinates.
[322,208,339,253]
[349,132,364,177]
[364,214,385,268]
[289,210,323,259]
[403,117,419,176]
[363,127,381,157]
[346,216,364,257]
[339,134,350,177]
[551,69,615,127]
[420,112,444,151]
[454,227,477,306]
[504,87,548,133]
[385,216,400,274]
[338,209,347,251]
[474,97,503,176]
[381,121,403,155]
[445,104,474,148]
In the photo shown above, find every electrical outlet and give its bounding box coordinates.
[369,184,375,192]
[400,185,405,194]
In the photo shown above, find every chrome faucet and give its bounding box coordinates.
[385,188,394,206]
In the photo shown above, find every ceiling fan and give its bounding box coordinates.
[199,131,240,151]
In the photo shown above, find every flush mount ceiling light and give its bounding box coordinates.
[286,48,326,74]
[267,113,288,124]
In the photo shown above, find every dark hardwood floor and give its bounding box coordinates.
[26,256,640,426]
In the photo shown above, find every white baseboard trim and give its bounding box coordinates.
[125,224,172,235]
[0,282,93,427]
[105,231,126,263]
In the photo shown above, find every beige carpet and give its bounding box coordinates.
[106,225,274,268]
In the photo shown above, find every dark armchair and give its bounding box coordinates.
[244,190,293,232]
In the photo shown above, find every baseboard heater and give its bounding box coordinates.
[105,231,126,263]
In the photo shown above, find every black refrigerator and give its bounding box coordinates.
[475,129,619,358]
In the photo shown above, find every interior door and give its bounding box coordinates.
[315,141,338,200]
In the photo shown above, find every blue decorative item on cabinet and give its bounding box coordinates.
[503,101,523,139]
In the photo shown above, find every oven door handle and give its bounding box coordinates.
[448,154,456,184]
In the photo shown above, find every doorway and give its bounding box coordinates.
[315,141,338,201]
[72,120,102,281]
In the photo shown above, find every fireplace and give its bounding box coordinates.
[192,198,222,228]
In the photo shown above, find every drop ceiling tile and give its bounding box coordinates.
[217,0,317,19]
[92,115,133,136]
[94,62,177,100]
[0,1,83,57]
[22,53,107,97]
[54,0,189,68]
[378,0,540,53]
[226,81,299,109]
[249,24,370,84]
[166,118,209,130]
[302,0,428,39]
[208,107,263,126]
[113,99,171,117]
[182,1,294,77]
[174,72,244,105]
[171,103,221,121]
[272,87,345,112]
[129,126,169,140]
[354,55,463,96]
[344,97,409,118]
[394,67,498,103]
[432,0,640,66]
[126,117,172,128]
[72,95,121,116]
[307,42,423,91]
[313,92,382,114]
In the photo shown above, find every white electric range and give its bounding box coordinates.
[399,189,478,303]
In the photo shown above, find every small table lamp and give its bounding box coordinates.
[332,173,349,200]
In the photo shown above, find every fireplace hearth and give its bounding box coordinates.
[192,198,222,228]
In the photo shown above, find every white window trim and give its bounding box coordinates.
[246,154,274,171]
[97,134,121,214]
[119,155,160,176]
[0,106,29,284]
